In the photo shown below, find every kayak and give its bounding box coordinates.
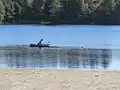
[30,44,50,47]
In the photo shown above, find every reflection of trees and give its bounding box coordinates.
[4,48,28,68]
[63,48,112,69]
[67,49,80,68]
[88,49,99,69]
[59,49,68,68]
[46,48,58,67]
[3,46,112,70]
[80,49,89,68]
[5,52,13,68]
[5,52,20,68]
[100,49,112,69]
[29,49,44,68]
[4,47,59,69]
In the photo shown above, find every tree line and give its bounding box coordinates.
[0,0,120,25]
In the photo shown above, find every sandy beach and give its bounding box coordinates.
[0,69,120,90]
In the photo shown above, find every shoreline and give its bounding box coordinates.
[1,68,120,71]
[0,68,120,90]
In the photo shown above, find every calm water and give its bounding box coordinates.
[0,25,120,48]
[0,46,119,70]
[0,25,120,70]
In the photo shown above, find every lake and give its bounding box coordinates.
[0,45,119,70]
[0,25,120,70]
[0,25,120,48]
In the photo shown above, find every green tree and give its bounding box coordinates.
[0,0,5,24]
[4,0,15,23]
[49,0,61,24]
[112,0,120,24]
[42,0,51,23]
[2,0,120,25]
[60,0,82,24]
[4,0,28,24]
[13,0,28,23]
[87,0,116,24]
[31,0,44,23]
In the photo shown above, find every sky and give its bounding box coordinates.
[0,25,120,48]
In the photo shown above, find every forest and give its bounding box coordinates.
[0,0,120,25]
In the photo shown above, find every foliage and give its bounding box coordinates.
[0,0,5,24]
[2,0,120,25]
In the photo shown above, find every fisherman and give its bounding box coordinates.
[37,39,43,45]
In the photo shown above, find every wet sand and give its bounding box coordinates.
[0,69,120,90]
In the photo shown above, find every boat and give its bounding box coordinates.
[30,43,50,48]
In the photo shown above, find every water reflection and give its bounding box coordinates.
[1,46,112,70]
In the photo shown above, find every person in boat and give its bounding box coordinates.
[37,39,43,45]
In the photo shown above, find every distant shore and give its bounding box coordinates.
[0,68,120,90]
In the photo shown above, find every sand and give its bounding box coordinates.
[0,69,120,90]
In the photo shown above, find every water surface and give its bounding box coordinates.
[0,46,119,70]
[0,25,120,48]
[0,25,120,70]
